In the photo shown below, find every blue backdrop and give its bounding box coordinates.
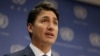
[0,0,100,56]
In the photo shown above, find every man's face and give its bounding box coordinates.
[28,10,58,45]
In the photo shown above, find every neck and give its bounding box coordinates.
[32,41,52,53]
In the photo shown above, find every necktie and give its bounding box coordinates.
[42,54,47,56]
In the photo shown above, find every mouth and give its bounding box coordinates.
[45,32,54,38]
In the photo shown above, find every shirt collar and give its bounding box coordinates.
[29,43,51,56]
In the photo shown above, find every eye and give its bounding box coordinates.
[53,20,58,25]
[41,19,47,23]
[41,16,49,23]
[53,17,58,25]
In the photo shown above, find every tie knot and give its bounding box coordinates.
[42,54,47,56]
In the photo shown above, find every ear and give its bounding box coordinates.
[27,23,33,33]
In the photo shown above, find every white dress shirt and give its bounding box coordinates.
[29,43,51,56]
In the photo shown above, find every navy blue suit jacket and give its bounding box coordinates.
[4,46,53,56]
[4,46,35,56]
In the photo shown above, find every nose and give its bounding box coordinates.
[47,23,54,31]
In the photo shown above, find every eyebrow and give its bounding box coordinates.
[53,17,58,21]
[41,15,58,22]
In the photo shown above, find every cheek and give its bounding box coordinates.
[32,26,44,40]
[35,25,45,35]
[55,27,58,34]
[54,27,58,38]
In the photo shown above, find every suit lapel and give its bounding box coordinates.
[23,46,35,56]
[23,46,54,56]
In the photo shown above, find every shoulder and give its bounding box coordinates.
[4,49,25,56]
[4,46,33,56]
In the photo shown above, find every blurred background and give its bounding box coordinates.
[0,0,100,56]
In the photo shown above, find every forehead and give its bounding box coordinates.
[36,10,58,20]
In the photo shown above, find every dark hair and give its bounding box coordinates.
[27,0,59,39]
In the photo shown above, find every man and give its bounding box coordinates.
[5,0,59,56]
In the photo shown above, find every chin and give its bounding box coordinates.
[47,41,56,45]
[43,39,56,45]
